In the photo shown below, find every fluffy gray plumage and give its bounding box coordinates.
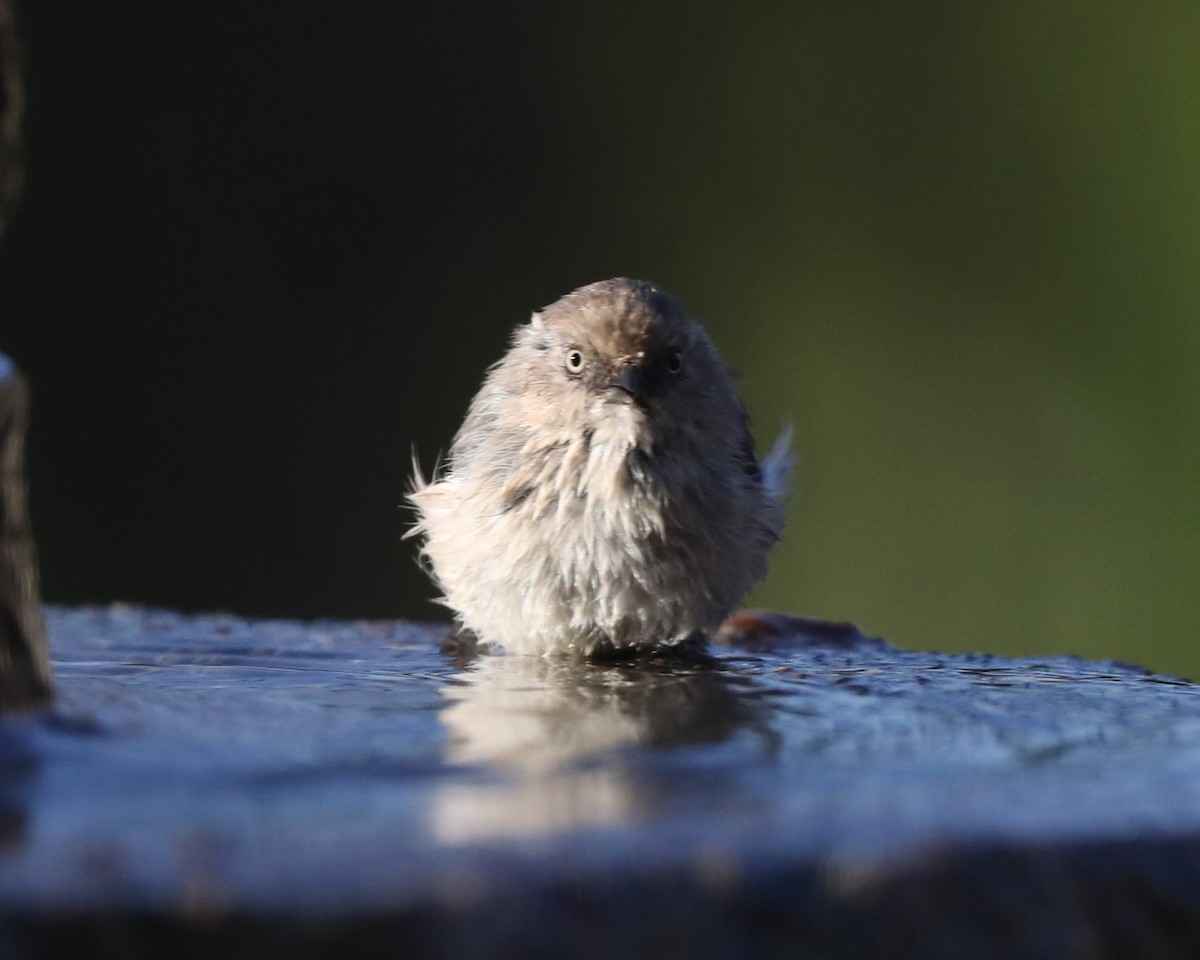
[408,278,791,656]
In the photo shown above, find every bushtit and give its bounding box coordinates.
[408,278,791,657]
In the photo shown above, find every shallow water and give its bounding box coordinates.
[2,606,1200,913]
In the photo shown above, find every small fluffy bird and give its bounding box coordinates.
[408,278,791,657]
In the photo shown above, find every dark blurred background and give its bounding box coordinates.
[2,3,1198,675]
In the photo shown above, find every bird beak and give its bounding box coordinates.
[609,365,645,399]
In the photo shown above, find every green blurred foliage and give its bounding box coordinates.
[2,2,1198,675]
[713,3,1200,675]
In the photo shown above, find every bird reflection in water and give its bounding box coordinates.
[431,648,773,843]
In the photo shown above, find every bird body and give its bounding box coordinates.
[408,278,790,657]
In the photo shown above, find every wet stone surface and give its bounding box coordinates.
[3,606,1200,958]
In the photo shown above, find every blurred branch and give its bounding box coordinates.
[0,358,51,709]
[0,2,45,708]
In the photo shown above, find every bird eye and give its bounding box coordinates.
[565,349,586,374]
[666,350,683,374]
